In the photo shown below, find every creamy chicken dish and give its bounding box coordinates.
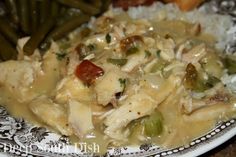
[0,6,236,153]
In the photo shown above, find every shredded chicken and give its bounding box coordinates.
[95,68,127,106]
[55,75,94,104]
[104,75,180,140]
[182,43,207,63]
[68,99,94,138]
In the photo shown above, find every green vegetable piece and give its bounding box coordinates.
[144,111,163,137]
[0,17,19,44]
[224,57,236,74]
[0,33,17,60]
[204,75,220,89]
[18,0,30,34]
[101,0,111,13]
[87,43,96,51]
[29,0,38,33]
[56,0,100,15]
[39,0,50,24]
[5,0,19,25]
[92,0,102,9]
[150,60,166,73]
[118,78,126,92]
[185,63,220,92]
[107,58,127,66]
[47,13,90,41]
[56,52,67,60]
[23,17,56,55]
[51,0,60,17]
[126,46,139,56]
[145,50,151,58]
[129,120,145,142]
[105,33,111,44]
[156,50,161,57]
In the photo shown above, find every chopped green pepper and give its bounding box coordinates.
[105,33,111,44]
[150,59,166,73]
[156,50,161,58]
[224,57,236,74]
[56,52,67,60]
[144,111,163,137]
[107,58,127,66]
[145,50,151,58]
[126,46,139,56]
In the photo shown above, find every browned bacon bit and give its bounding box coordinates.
[184,63,198,89]
[75,43,89,60]
[75,60,104,85]
[120,35,143,52]
[112,0,155,11]
[209,93,229,103]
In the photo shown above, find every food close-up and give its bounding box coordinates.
[0,0,236,156]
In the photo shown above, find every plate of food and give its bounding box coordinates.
[0,0,236,156]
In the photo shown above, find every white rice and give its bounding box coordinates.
[106,1,235,51]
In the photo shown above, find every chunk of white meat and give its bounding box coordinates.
[183,103,236,122]
[104,92,156,140]
[94,69,127,106]
[121,50,147,72]
[29,42,61,95]
[55,75,94,104]
[104,75,180,140]
[66,51,80,75]
[182,43,207,63]
[84,34,107,49]
[29,96,73,136]
[0,60,41,102]
[17,37,41,60]
[157,38,175,61]
[68,99,94,138]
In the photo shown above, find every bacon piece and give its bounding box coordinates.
[75,60,104,85]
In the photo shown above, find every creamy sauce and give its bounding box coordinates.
[153,20,216,46]
[0,13,235,154]
[0,87,40,125]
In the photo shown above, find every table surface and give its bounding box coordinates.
[201,135,236,157]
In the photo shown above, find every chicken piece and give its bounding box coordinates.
[29,96,73,136]
[55,75,94,104]
[183,103,236,122]
[104,75,180,140]
[0,60,41,102]
[94,68,127,106]
[104,91,156,140]
[121,50,147,72]
[157,38,175,61]
[28,42,61,97]
[68,99,94,138]
[17,37,41,60]
[182,43,207,63]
